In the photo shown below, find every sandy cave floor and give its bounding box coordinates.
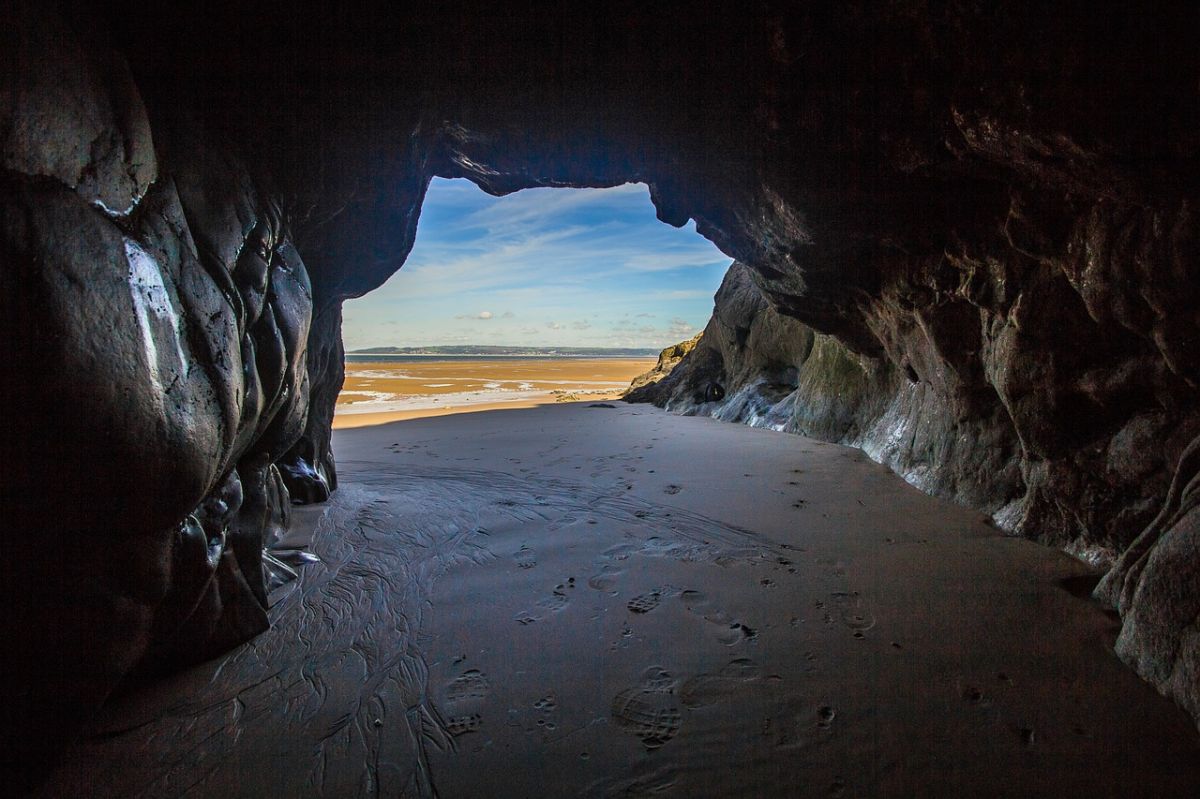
[40,403,1200,797]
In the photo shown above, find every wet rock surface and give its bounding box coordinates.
[3,0,1199,786]
[2,2,314,786]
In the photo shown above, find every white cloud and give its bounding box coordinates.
[343,178,728,349]
[667,317,696,338]
[461,182,646,236]
[623,251,728,272]
[645,289,714,301]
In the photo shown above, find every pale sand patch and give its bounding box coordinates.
[42,404,1200,797]
[333,393,626,428]
[333,358,654,428]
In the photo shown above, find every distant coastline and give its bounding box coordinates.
[348,345,659,360]
[335,355,655,427]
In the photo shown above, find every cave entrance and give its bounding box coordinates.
[334,177,729,426]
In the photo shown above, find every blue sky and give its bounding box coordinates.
[341,178,731,350]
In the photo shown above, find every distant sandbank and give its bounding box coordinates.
[333,357,655,428]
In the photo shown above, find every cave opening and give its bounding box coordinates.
[334,177,729,425]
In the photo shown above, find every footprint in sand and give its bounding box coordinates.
[828,591,876,635]
[680,657,763,708]
[627,585,683,614]
[588,564,624,592]
[514,545,537,569]
[536,586,570,613]
[627,589,664,614]
[447,669,490,703]
[663,484,682,495]
[444,714,482,736]
[639,666,677,693]
[444,669,490,736]
[611,667,682,750]
[535,595,568,613]
[533,692,560,732]
[680,589,757,646]
[521,578,577,622]
[717,623,758,645]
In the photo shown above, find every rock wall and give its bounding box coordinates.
[2,0,1199,785]
[1,2,316,787]
[625,332,704,396]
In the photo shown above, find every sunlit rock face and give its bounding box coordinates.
[625,332,705,398]
[2,0,1198,783]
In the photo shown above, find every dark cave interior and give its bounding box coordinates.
[1,1,1198,793]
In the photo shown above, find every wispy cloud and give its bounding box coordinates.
[667,317,695,338]
[622,251,729,272]
[341,178,729,349]
[644,289,715,301]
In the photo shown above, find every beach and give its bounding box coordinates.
[334,357,656,427]
[39,403,1200,797]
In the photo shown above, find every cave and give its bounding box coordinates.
[3,1,1199,795]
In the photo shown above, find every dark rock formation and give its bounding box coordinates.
[632,262,1025,522]
[625,332,703,397]
[2,0,1199,787]
[1,1,314,786]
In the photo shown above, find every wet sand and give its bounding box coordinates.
[335,358,654,428]
[39,403,1200,797]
